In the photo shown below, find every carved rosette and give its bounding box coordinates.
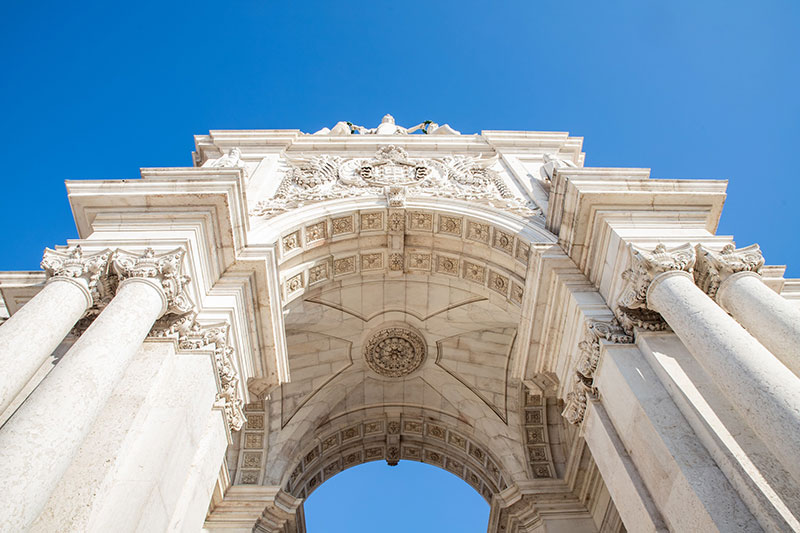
[562,318,633,425]
[694,243,764,299]
[363,326,427,378]
[615,243,695,335]
[151,314,246,432]
[112,247,194,317]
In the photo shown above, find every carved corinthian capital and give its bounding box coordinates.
[615,243,695,335]
[694,243,764,299]
[41,245,114,304]
[112,247,194,316]
[563,318,633,425]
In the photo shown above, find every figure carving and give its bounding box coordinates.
[312,114,461,136]
[539,153,578,181]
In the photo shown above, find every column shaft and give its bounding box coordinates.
[0,278,166,531]
[717,272,800,377]
[0,278,91,414]
[647,271,800,485]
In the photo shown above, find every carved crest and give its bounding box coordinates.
[252,146,540,219]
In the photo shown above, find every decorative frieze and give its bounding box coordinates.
[694,243,764,299]
[615,243,695,335]
[251,146,541,220]
[563,318,633,425]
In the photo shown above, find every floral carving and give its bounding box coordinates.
[112,247,194,317]
[363,327,427,378]
[616,243,695,335]
[563,318,633,425]
[694,243,764,299]
[251,146,541,220]
[41,246,115,331]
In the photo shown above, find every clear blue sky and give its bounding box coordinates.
[1,1,798,530]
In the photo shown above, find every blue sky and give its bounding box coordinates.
[1,1,798,529]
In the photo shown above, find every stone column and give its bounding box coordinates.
[617,243,800,486]
[0,246,111,415]
[0,248,192,531]
[695,244,800,377]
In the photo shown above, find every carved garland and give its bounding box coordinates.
[251,145,541,220]
[562,318,633,425]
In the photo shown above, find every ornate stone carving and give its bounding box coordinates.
[694,243,764,299]
[112,247,194,317]
[151,315,246,432]
[363,326,427,378]
[312,114,460,136]
[203,147,249,177]
[563,318,633,425]
[615,243,695,335]
[252,146,540,219]
[539,153,578,181]
[41,246,115,329]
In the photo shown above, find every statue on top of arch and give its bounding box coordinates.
[312,114,461,136]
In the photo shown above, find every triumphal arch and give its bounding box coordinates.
[1,115,799,532]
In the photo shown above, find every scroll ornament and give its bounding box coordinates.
[615,243,695,335]
[251,145,541,220]
[562,319,633,425]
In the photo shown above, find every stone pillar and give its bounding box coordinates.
[695,244,800,377]
[0,248,192,531]
[0,246,111,414]
[617,243,800,487]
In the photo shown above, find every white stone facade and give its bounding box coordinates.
[1,116,799,532]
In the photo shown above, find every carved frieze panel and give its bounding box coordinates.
[252,146,541,220]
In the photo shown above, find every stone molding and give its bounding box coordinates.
[694,243,764,299]
[251,145,541,220]
[152,313,246,433]
[563,319,633,426]
[615,243,695,335]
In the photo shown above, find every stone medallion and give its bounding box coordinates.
[363,327,427,378]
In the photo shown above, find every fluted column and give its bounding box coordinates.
[617,243,800,486]
[0,246,112,415]
[0,248,193,531]
[695,243,800,377]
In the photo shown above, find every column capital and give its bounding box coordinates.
[41,245,114,307]
[615,243,695,334]
[694,243,764,299]
[112,247,194,316]
[563,318,633,426]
